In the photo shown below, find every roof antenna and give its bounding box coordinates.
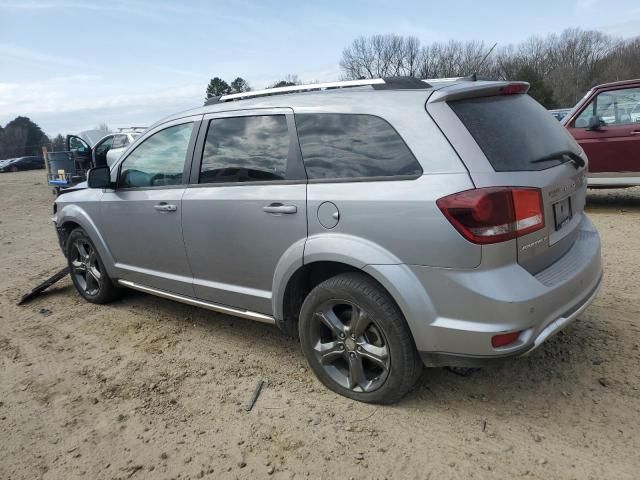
[472,42,498,80]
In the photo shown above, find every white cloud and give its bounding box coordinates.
[0,43,80,67]
[0,73,204,135]
[575,0,597,12]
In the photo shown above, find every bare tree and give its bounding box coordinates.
[268,74,301,88]
[340,29,640,108]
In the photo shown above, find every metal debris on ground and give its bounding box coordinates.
[245,380,264,412]
[446,366,481,377]
[17,266,70,305]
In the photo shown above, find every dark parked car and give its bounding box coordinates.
[0,156,45,172]
[562,79,640,187]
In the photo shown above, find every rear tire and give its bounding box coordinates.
[66,228,121,304]
[299,272,422,404]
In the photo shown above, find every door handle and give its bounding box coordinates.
[630,131,640,135]
[154,203,177,212]
[263,203,297,214]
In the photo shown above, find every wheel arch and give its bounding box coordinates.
[56,205,117,276]
[273,234,425,340]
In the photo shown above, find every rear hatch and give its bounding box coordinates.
[427,82,588,273]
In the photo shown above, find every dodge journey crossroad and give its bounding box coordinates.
[53,77,603,404]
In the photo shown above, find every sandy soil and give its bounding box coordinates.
[1,170,639,480]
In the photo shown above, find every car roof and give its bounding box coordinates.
[592,78,640,90]
[149,77,518,129]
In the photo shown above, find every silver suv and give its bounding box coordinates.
[53,77,603,404]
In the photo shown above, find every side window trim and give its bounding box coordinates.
[114,118,202,190]
[188,108,306,186]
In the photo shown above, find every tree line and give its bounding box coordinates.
[339,28,640,108]
[204,74,302,102]
[0,116,66,160]
[0,117,112,161]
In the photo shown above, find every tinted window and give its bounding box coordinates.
[295,114,421,180]
[449,95,579,172]
[200,115,290,183]
[119,123,193,188]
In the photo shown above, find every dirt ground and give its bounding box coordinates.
[0,170,639,480]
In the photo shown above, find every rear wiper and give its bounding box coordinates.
[530,150,585,169]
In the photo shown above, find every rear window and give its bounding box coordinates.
[449,95,579,171]
[295,113,422,180]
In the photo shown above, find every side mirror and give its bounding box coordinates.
[587,115,605,131]
[87,166,111,188]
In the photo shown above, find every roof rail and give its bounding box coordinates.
[219,79,385,102]
[423,77,465,83]
[117,126,147,133]
[213,76,477,104]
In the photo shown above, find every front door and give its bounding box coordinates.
[99,119,200,296]
[567,86,640,174]
[181,110,307,315]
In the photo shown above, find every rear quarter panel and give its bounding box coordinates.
[294,91,481,269]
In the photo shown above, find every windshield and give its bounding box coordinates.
[449,94,580,171]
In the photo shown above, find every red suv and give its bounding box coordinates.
[562,79,640,187]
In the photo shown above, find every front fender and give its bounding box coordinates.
[56,204,117,277]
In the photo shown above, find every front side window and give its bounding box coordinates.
[575,87,640,128]
[295,113,422,180]
[119,123,193,188]
[199,115,291,183]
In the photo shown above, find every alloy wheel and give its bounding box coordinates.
[70,239,102,296]
[310,300,390,393]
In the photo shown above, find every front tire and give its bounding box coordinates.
[66,228,121,304]
[299,273,422,404]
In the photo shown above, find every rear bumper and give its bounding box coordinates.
[419,271,602,367]
[370,215,602,366]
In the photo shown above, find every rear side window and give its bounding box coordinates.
[449,95,578,171]
[199,115,293,183]
[295,113,422,180]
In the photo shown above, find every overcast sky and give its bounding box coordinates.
[0,0,639,136]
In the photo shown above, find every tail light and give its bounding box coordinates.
[491,331,522,348]
[500,83,528,95]
[436,187,544,244]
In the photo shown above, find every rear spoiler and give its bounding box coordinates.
[427,81,530,103]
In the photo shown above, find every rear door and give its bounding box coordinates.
[181,109,307,315]
[428,85,588,273]
[566,86,640,174]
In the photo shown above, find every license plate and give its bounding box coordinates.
[553,197,573,231]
